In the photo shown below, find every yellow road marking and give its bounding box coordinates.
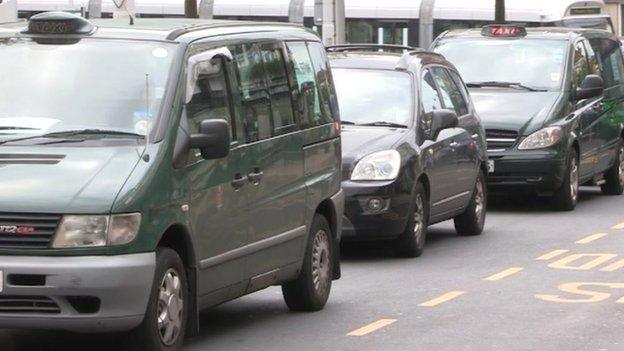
[600,259,624,272]
[536,249,569,261]
[347,319,397,336]
[419,291,465,307]
[484,267,523,281]
[613,222,624,230]
[548,253,617,270]
[575,233,608,244]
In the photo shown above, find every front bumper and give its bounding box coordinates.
[487,149,566,193]
[0,252,155,332]
[341,179,412,240]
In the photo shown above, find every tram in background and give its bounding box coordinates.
[16,0,614,46]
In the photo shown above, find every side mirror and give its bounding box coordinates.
[576,74,604,101]
[189,119,231,160]
[429,109,459,140]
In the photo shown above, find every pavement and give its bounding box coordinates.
[1,186,624,350]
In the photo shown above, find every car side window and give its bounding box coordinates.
[448,70,472,112]
[420,69,443,135]
[431,67,469,116]
[259,44,296,133]
[573,41,591,88]
[589,38,624,89]
[307,42,337,125]
[229,43,273,143]
[285,41,324,128]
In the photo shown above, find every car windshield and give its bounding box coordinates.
[435,38,568,91]
[332,68,413,127]
[0,38,176,139]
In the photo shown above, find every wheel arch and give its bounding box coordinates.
[315,199,341,280]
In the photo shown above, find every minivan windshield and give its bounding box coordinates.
[0,38,176,140]
[332,69,413,127]
[435,39,568,91]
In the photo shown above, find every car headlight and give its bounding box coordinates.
[351,150,401,181]
[52,213,141,248]
[518,127,563,150]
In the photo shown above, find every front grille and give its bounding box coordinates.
[486,129,518,151]
[0,213,61,249]
[0,296,61,314]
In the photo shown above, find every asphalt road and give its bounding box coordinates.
[2,186,624,351]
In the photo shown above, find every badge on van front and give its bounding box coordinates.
[0,226,35,234]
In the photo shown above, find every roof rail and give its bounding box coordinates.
[326,44,418,53]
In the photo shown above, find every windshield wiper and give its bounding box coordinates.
[0,126,39,131]
[466,81,547,92]
[358,121,408,128]
[0,129,144,146]
[340,121,356,125]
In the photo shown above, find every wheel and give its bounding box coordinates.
[130,247,188,351]
[282,214,333,312]
[454,170,487,236]
[394,182,428,258]
[552,149,579,211]
[601,141,624,195]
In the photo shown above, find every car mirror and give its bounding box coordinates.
[428,109,459,140]
[189,119,231,160]
[575,74,604,101]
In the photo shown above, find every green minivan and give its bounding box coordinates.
[0,12,343,350]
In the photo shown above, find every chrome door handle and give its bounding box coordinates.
[248,168,264,185]
[231,174,247,190]
[450,142,460,148]
[471,134,480,140]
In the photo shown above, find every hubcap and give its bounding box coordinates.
[157,268,184,346]
[474,178,485,221]
[618,146,624,187]
[311,229,331,296]
[414,194,425,247]
[570,156,579,202]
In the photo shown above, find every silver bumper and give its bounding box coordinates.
[0,252,155,332]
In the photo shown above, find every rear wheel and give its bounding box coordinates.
[454,170,487,236]
[395,183,428,258]
[552,150,579,211]
[282,214,333,311]
[601,142,624,195]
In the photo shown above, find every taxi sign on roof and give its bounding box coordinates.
[481,25,527,38]
[25,12,95,35]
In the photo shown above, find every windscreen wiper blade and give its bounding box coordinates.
[358,121,408,128]
[466,81,547,92]
[0,129,144,146]
[340,120,356,125]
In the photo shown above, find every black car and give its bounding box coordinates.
[328,45,488,257]
[434,25,624,210]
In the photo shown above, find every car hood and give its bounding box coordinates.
[341,126,407,166]
[0,145,142,214]
[469,89,560,136]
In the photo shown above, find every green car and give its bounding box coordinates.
[434,25,624,210]
[0,12,343,350]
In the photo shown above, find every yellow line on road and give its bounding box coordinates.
[575,233,608,244]
[484,267,523,281]
[600,259,624,272]
[347,319,397,336]
[419,291,465,307]
[536,249,569,261]
[613,222,624,230]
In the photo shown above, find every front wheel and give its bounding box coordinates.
[282,214,333,312]
[454,170,487,236]
[130,247,188,351]
[601,142,624,195]
[552,150,579,211]
[394,183,428,258]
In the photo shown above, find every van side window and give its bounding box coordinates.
[285,42,323,128]
[259,44,296,133]
[573,41,591,88]
[186,57,234,138]
[307,42,336,125]
[420,69,443,135]
[590,38,624,89]
[431,67,469,116]
[230,44,273,143]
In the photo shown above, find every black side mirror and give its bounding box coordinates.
[576,74,604,101]
[189,119,231,160]
[429,109,459,140]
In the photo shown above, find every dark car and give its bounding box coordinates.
[328,44,488,257]
[434,25,624,210]
[0,12,344,350]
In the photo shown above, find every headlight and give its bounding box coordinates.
[351,150,401,181]
[518,127,563,150]
[52,213,141,248]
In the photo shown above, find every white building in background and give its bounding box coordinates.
[0,0,18,23]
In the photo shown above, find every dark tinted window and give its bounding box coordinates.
[573,41,591,87]
[230,44,273,143]
[420,69,442,135]
[307,41,336,125]
[590,38,624,89]
[431,67,469,116]
[260,44,296,132]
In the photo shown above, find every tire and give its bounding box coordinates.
[282,214,333,312]
[130,247,188,351]
[601,141,624,195]
[552,149,579,211]
[394,183,428,258]
[454,170,487,236]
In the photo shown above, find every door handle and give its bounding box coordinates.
[248,168,264,185]
[450,141,460,149]
[231,174,247,190]
[471,134,480,140]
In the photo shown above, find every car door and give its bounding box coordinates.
[183,49,249,297]
[228,42,306,287]
[419,68,463,218]
[431,66,478,198]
